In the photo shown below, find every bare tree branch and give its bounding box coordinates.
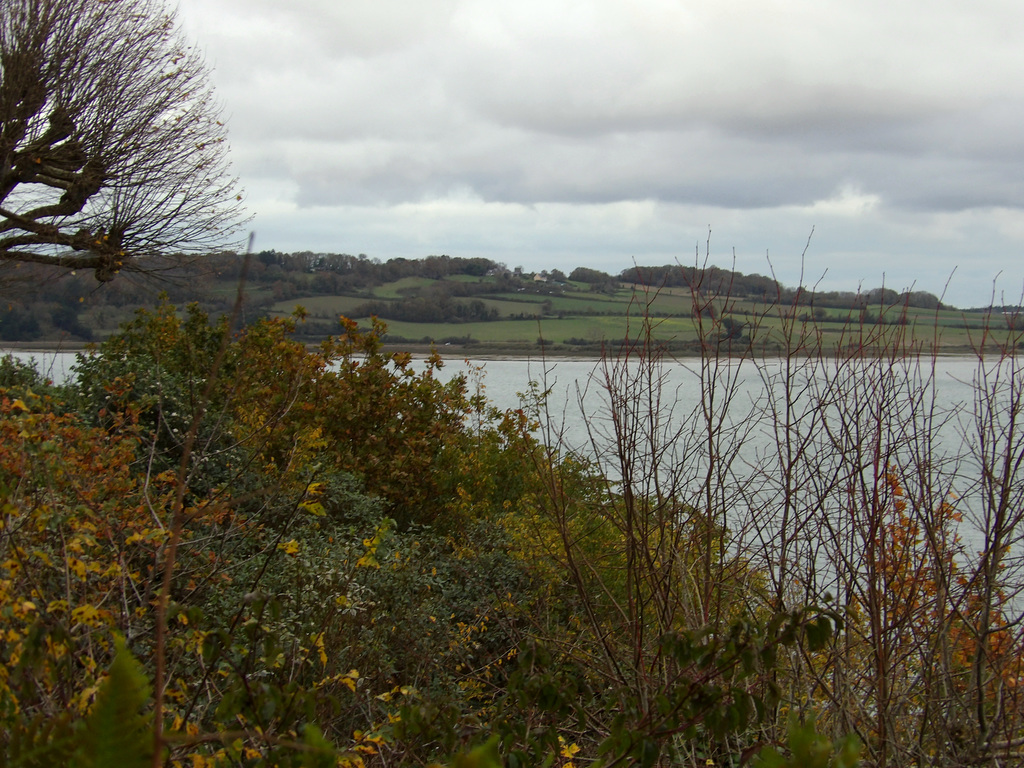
[0,0,246,282]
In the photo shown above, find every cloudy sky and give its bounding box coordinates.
[175,0,1024,307]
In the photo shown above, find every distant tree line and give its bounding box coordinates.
[0,249,965,342]
[354,296,499,324]
[617,263,946,310]
[253,251,497,286]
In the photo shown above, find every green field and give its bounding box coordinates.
[253,275,1021,356]
[58,264,1003,356]
[269,295,367,318]
[10,247,1019,357]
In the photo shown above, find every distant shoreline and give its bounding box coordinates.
[0,340,604,363]
[1,341,92,353]
[1,340,994,361]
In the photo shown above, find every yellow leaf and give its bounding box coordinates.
[47,599,68,614]
[340,669,359,692]
[277,539,300,556]
[313,632,327,666]
[356,552,379,568]
[300,500,325,517]
[71,604,102,627]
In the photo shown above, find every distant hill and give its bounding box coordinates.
[0,251,1008,353]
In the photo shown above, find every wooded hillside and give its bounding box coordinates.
[1,252,1000,356]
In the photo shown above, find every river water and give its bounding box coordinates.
[7,347,1024,605]
[0,349,993,458]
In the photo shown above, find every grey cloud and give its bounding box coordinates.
[173,0,1024,306]
[186,0,1024,214]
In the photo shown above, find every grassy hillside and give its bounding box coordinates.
[267,276,1019,355]
[1,252,1018,354]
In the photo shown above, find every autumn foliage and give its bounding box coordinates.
[0,304,530,766]
[2,282,1024,768]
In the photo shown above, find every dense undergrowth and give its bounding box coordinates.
[2,272,1024,767]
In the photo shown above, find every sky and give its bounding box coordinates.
[174,0,1024,308]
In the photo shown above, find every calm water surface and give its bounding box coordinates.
[5,348,1016,551]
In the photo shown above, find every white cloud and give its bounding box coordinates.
[797,186,881,218]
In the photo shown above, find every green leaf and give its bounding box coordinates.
[299,724,338,768]
[453,736,502,768]
[805,614,835,651]
[75,637,153,768]
[752,713,861,768]
[2,712,76,768]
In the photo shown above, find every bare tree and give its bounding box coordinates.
[0,0,244,282]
